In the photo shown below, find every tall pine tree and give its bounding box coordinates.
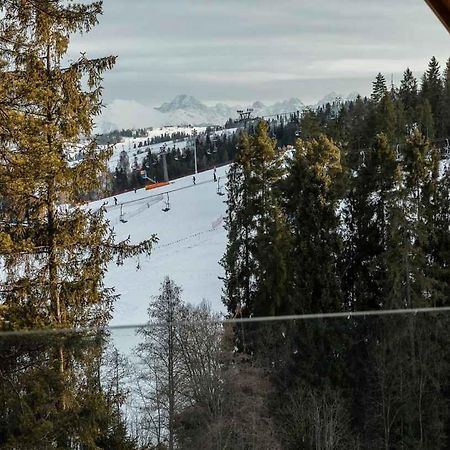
[0,1,154,447]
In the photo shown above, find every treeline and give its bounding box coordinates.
[301,56,450,148]
[217,60,450,447]
[95,127,149,145]
[268,56,450,155]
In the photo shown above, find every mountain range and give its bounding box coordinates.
[98,92,361,132]
[154,93,360,127]
[154,95,305,127]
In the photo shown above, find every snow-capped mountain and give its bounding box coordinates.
[154,95,230,126]
[97,92,360,132]
[154,95,306,127]
[316,91,342,108]
[155,94,209,114]
[346,91,361,102]
[263,98,305,116]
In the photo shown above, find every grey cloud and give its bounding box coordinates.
[70,0,449,126]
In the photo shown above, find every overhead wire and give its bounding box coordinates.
[0,306,450,337]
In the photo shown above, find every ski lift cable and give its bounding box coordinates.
[350,135,450,156]
[104,177,218,210]
[110,195,164,225]
[0,177,226,255]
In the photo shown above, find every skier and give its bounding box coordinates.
[213,166,217,182]
[114,197,118,206]
[193,175,196,185]
[134,187,137,193]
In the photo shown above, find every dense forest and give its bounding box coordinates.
[217,57,450,449]
[123,57,450,449]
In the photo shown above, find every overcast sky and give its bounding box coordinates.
[69,0,449,128]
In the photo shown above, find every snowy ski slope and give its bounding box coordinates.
[89,165,229,327]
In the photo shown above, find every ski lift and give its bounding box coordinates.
[217,177,225,196]
[140,169,156,183]
[119,204,128,223]
[162,193,171,212]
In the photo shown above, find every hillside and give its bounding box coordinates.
[89,165,229,327]
[107,125,236,172]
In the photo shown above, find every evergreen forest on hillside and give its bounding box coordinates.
[0,0,449,448]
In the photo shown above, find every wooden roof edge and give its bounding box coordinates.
[425,0,450,33]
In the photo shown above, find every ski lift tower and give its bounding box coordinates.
[160,144,169,182]
[187,129,198,174]
[237,108,254,127]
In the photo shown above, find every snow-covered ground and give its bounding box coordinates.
[89,165,229,328]
[107,126,237,171]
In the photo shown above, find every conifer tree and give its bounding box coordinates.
[373,93,398,143]
[221,132,254,319]
[399,68,418,127]
[0,1,154,446]
[371,73,388,102]
[441,58,450,135]
[222,121,288,319]
[0,0,154,330]
[421,56,442,114]
[416,98,435,138]
[283,134,343,314]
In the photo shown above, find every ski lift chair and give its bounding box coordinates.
[217,178,225,196]
[119,204,128,223]
[162,193,171,212]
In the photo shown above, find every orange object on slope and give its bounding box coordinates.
[145,181,170,191]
